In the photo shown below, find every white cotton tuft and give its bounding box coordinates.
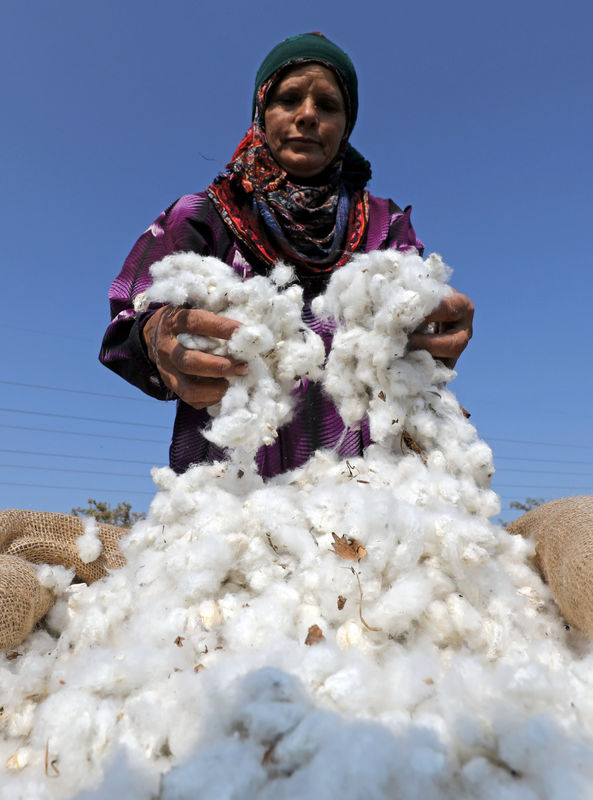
[35,563,75,594]
[269,262,296,287]
[76,517,103,564]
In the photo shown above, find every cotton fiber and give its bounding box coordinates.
[2,249,593,800]
[76,518,103,564]
[135,254,325,465]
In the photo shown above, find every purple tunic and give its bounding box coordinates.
[99,192,423,476]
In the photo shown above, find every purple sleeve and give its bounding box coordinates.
[366,195,424,255]
[98,194,212,399]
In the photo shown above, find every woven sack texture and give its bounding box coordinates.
[1,509,126,582]
[0,554,55,651]
[508,496,593,635]
[0,509,128,650]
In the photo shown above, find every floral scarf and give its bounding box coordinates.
[206,76,369,276]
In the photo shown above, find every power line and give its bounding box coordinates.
[0,424,164,444]
[0,448,155,466]
[495,455,593,466]
[498,495,549,501]
[0,323,93,343]
[494,483,592,491]
[0,463,149,478]
[0,481,154,495]
[0,407,170,430]
[487,437,593,450]
[495,468,593,477]
[0,379,153,403]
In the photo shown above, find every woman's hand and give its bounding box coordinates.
[142,305,247,409]
[407,288,474,368]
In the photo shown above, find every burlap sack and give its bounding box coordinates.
[508,496,593,635]
[0,554,55,651]
[0,509,128,651]
[0,509,126,583]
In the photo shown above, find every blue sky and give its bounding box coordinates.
[1,0,591,520]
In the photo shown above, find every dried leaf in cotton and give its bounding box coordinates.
[304,625,325,646]
[331,532,367,561]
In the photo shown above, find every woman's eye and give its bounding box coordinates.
[277,94,299,106]
[271,92,342,113]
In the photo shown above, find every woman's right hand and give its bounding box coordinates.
[142,305,247,409]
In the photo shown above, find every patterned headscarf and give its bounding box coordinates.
[207,34,371,276]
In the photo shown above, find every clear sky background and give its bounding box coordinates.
[1,0,591,521]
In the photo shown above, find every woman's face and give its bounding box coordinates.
[264,63,347,180]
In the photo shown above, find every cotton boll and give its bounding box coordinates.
[234,695,308,747]
[35,563,74,593]
[228,323,275,359]
[42,584,81,637]
[372,570,435,635]
[274,331,325,383]
[143,253,238,312]
[176,333,215,352]
[31,690,119,792]
[76,517,104,563]
[270,262,296,287]
[118,686,189,762]
[151,465,178,492]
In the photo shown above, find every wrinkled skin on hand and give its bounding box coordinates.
[142,305,247,410]
[408,288,474,368]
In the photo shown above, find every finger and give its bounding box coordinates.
[174,375,230,408]
[157,363,231,408]
[171,308,242,340]
[165,344,248,379]
[423,292,474,324]
[408,327,471,359]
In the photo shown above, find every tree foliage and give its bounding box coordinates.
[509,497,545,513]
[497,497,545,528]
[71,498,145,527]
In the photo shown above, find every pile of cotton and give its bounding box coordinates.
[2,249,593,800]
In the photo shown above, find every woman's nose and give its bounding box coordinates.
[296,97,317,125]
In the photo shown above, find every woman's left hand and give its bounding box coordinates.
[407,288,474,368]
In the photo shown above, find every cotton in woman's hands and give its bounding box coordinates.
[137,254,326,464]
[313,249,454,441]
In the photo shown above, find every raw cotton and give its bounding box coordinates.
[135,254,325,467]
[2,250,593,800]
[76,518,103,565]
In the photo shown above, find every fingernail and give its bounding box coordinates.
[236,364,248,375]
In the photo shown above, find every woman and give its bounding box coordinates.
[100,32,473,476]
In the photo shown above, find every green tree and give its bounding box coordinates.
[508,497,545,514]
[497,497,545,528]
[71,498,145,527]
